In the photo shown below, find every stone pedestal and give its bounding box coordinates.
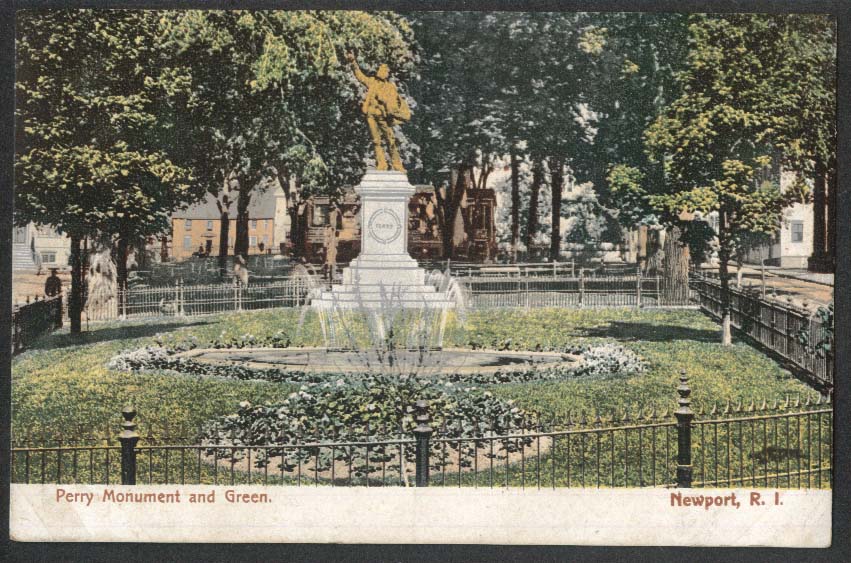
[312,170,454,309]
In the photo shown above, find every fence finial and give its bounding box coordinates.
[119,404,139,485]
[675,370,694,488]
[413,400,433,487]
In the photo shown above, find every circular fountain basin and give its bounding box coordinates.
[175,347,579,375]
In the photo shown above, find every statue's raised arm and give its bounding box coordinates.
[345,52,411,172]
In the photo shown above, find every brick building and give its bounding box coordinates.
[167,182,289,261]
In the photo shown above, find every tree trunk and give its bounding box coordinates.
[526,160,542,256]
[115,236,129,316]
[718,210,732,346]
[510,150,520,263]
[438,166,468,260]
[662,224,690,304]
[218,207,230,278]
[286,175,302,259]
[234,188,251,259]
[69,235,83,334]
[827,167,836,272]
[549,159,564,262]
[809,161,827,272]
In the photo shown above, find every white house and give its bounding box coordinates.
[741,169,813,268]
[12,223,71,271]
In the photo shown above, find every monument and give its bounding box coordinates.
[311,54,455,310]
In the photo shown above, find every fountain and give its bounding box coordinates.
[310,170,457,312]
[173,55,580,378]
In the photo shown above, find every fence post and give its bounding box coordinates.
[675,370,694,488]
[413,400,432,487]
[56,291,64,329]
[174,280,180,317]
[636,269,643,308]
[578,269,585,307]
[121,279,128,319]
[119,405,139,485]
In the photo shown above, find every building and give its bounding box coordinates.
[741,170,814,269]
[12,223,71,271]
[167,180,289,261]
[294,186,498,263]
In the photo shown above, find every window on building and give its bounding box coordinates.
[185,219,192,231]
[251,219,258,230]
[183,235,192,250]
[791,221,804,243]
[250,236,257,247]
[262,235,269,247]
[206,220,213,231]
[266,219,271,229]
[313,205,328,226]
[41,252,56,264]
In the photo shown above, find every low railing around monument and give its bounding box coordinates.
[461,274,695,309]
[78,270,696,323]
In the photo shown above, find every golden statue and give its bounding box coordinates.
[346,52,411,172]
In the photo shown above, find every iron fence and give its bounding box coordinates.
[11,375,831,489]
[462,274,695,309]
[693,277,833,389]
[80,269,697,323]
[12,294,63,354]
[82,279,313,320]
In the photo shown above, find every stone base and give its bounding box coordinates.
[311,169,455,310]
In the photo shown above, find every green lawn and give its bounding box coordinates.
[12,308,816,443]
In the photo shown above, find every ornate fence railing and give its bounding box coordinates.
[692,277,833,390]
[79,270,697,323]
[11,375,831,489]
[12,294,63,354]
[461,274,695,309]
[118,280,310,318]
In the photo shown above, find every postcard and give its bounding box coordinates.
[7,7,838,548]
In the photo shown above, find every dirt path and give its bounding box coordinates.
[700,266,834,306]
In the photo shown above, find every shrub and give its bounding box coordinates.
[574,343,646,378]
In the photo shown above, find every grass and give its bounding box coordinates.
[12,307,817,445]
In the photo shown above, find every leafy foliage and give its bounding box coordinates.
[15,10,201,241]
[12,309,815,445]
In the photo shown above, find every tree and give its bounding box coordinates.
[406,12,509,260]
[760,16,836,272]
[15,10,199,331]
[645,15,793,344]
[158,11,416,259]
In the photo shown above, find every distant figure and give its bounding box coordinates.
[233,255,249,286]
[324,225,338,281]
[44,268,62,297]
